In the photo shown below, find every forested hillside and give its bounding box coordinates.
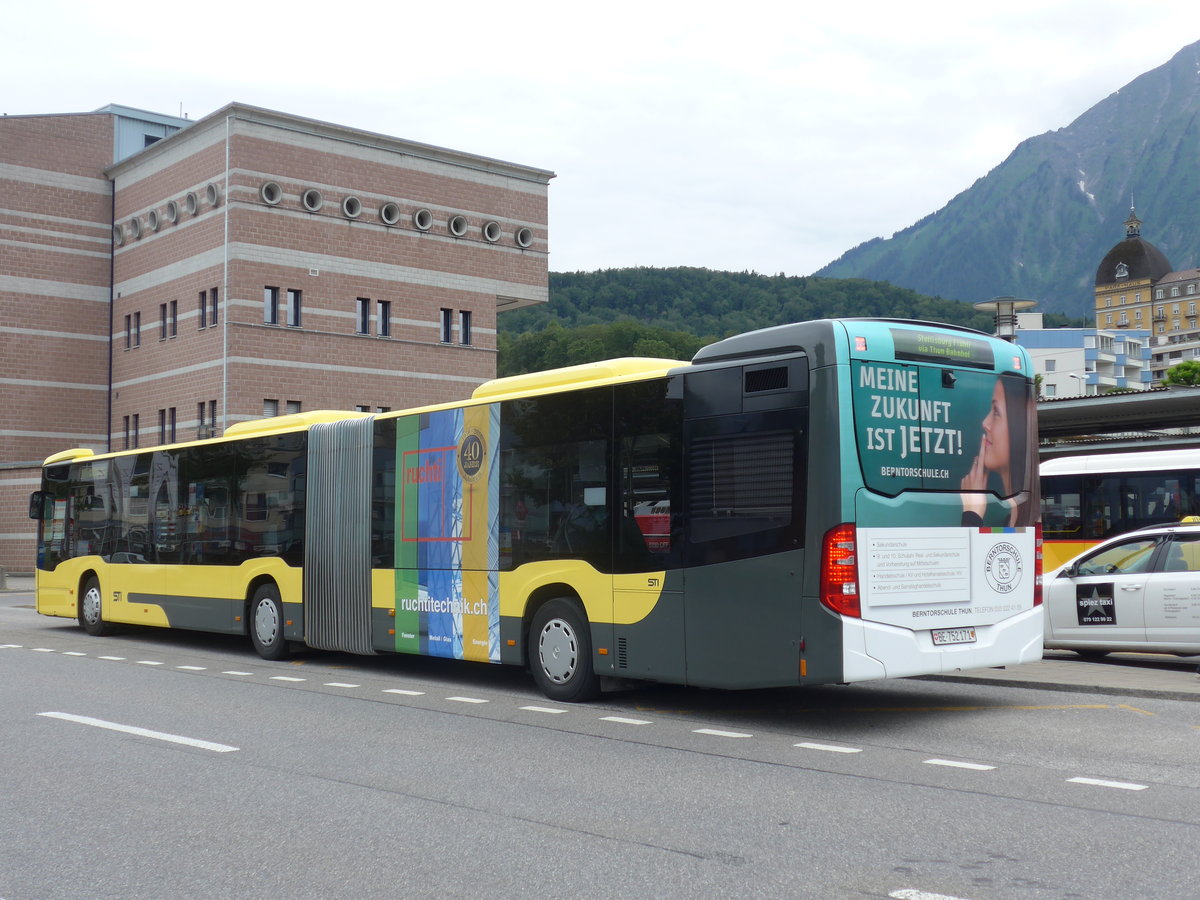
[496,267,1080,375]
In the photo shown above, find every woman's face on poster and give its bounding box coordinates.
[981,379,1010,473]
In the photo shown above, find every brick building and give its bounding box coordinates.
[1,103,553,573]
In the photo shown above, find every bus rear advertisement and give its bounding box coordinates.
[31,318,1043,700]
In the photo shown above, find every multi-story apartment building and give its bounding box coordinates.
[1015,314,1151,397]
[1,103,553,573]
[1094,209,1200,382]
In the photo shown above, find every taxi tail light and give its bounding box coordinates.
[820,523,860,618]
[1034,522,1043,607]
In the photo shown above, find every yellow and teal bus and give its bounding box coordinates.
[30,318,1043,701]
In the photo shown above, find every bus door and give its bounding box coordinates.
[610,380,685,683]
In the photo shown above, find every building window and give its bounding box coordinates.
[123,415,131,449]
[1104,313,1112,325]
[197,401,206,437]
[1171,287,1181,298]
[1119,295,1126,305]
[210,287,219,326]
[159,303,168,340]
[132,413,139,448]
[286,289,302,327]
[1188,284,1197,295]
[1156,289,1165,300]
[158,409,167,443]
[169,407,176,443]
[1045,359,1056,373]
[263,399,279,417]
[199,290,208,328]
[356,298,370,335]
[169,300,177,337]
[124,314,132,350]
[264,287,280,325]
[133,311,141,347]
[459,310,472,346]
[1135,309,1142,320]
[355,404,371,413]
[286,400,302,415]
[440,308,453,343]
[1045,383,1057,397]
[377,300,391,337]
[377,406,391,413]
[1119,313,1129,325]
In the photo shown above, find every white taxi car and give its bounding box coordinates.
[1044,521,1200,657]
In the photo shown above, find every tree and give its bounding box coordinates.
[1164,360,1200,387]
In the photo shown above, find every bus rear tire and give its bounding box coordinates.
[529,598,600,702]
[250,583,290,661]
[78,575,112,636]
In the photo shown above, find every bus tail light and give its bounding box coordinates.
[821,523,860,618]
[1033,523,1043,607]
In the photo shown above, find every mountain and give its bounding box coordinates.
[815,40,1200,319]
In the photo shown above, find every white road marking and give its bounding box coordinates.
[221,670,253,676]
[520,705,568,714]
[32,648,56,653]
[693,728,753,738]
[99,656,125,661]
[38,712,238,753]
[176,665,206,671]
[795,741,863,754]
[600,716,651,725]
[270,676,306,682]
[0,644,22,649]
[63,651,87,657]
[1068,776,1148,791]
[446,696,488,704]
[890,889,974,900]
[383,688,425,696]
[135,660,163,666]
[924,758,996,771]
[324,682,361,689]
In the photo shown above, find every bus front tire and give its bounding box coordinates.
[250,584,290,661]
[78,576,112,636]
[529,598,600,702]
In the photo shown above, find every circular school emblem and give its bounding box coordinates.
[457,428,486,482]
[984,542,1022,594]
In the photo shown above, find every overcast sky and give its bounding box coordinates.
[6,1,1195,278]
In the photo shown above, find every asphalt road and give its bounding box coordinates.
[3,595,1199,900]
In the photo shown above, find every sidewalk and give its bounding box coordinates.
[4,575,1197,700]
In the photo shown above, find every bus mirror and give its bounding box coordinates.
[28,491,46,520]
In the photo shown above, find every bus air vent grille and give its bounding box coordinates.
[744,367,788,393]
[617,637,628,669]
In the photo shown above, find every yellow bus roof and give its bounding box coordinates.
[471,357,684,402]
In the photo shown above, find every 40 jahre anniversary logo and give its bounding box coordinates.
[983,542,1023,594]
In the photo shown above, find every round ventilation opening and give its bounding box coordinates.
[129,217,143,240]
[260,181,282,206]
[184,192,199,216]
[147,209,160,232]
[302,189,324,212]
[165,200,179,224]
[448,214,468,237]
[413,208,433,231]
[342,196,362,219]
[380,202,401,225]
[205,183,221,207]
[515,227,534,248]
[482,221,501,243]
[112,224,125,247]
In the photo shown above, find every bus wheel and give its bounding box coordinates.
[529,598,600,702]
[78,576,112,636]
[250,583,290,661]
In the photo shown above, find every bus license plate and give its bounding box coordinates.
[932,627,976,646]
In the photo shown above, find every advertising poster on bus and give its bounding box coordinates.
[393,405,501,663]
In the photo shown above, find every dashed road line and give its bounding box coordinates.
[38,711,239,753]
[446,696,488,704]
[795,741,863,754]
[924,758,996,771]
[601,716,652,725]
[222,670,253,676]
[520,705,569,714]
[1068,776,1148,791]
[177,665,206,671]
[135,660,163,666]
[693,728,752,738]
[383,688,425,696]
[324,682,361,689]
[271,676,306,682]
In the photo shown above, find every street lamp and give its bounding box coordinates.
[1067,373,1086,396]
[973,296,1037,342]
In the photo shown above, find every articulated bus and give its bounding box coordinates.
[30,318,1043,701]
[1041,447,1200,571]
